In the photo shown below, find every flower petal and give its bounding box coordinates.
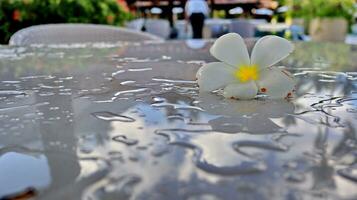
[197,62,235,92]
[210,33,250,67]
[251,35,294,69]
[257,67,296,99]
[223,81,258,99]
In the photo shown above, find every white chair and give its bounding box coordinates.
[9,23,162,46]
[150,7,162,15]
[229,7,243,15]
[172,7,184,14]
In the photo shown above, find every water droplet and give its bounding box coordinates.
[284,171,305,183]
[283,161,298,169]
[155,129,266,175]
[128,67,152,72]
[337,167,357,182]
[152,78,196,84]
[85,174,141,200]
[79,134,98,154]
[113,135,138,146]
[59,76,73,80]
[91,112,135,122]
[195,156,266,176]
[38,92,55,96]
[346,108,357,113]
[120,80,136,85]
[233,140,289,154]
[49,107,60,111]
[38,84,64,89]
[151,144,170,157]
[112,69,125,76]
[151,102,203,111]
[0,90,26,97]
[1,80,21,84]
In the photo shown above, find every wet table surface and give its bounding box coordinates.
[0,40,356,200]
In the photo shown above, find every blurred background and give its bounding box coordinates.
[1,0,357,44]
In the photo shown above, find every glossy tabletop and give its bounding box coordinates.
[0,40,356,200]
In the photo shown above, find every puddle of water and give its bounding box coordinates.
[0,41,356,200]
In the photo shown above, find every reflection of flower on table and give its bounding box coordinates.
[197,92,295,134]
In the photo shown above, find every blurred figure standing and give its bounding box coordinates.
[185,0,210,39]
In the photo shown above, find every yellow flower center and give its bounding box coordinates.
[234,64,259,83]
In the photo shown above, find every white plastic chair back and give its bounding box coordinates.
[9,23,162,45]
[229,7,243,15]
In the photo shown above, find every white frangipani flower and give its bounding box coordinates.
[196,33,296,99]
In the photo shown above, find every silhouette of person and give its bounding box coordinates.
[185,0,210,39]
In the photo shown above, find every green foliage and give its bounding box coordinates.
[0,0,132,44]
[287,0,355,20]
